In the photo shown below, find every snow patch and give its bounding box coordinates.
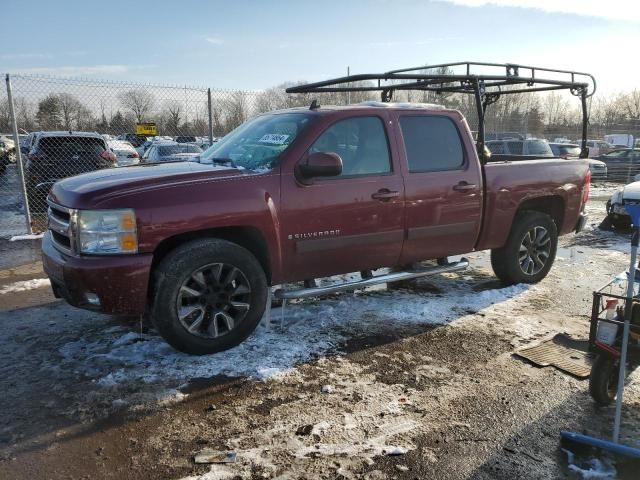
[0,278,50,294]
[563,449,617,479]
[9,233,44,241]
[55,280,529,397]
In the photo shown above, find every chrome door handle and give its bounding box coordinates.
[452,182,477,192]
[371,189,399,201]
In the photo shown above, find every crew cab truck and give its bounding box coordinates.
[43,102,590,354]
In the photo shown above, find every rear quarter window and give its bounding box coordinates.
[399,116,464,172]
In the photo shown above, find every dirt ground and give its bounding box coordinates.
[1,194,640,479]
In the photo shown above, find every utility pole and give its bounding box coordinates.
[347,66,351,105]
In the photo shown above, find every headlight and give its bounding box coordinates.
[77,209,138,254]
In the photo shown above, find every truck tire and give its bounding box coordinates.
[151,238,268,355]
[589,355,619,407]
[490,211,557,285]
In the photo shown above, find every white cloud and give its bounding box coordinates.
[438,0,640,22]
[1,52,54,60]
[18,64,135,76]
[205,36,224,45]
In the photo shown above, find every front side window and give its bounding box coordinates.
[309,116,391,177]
[400,116,464,172]
[200,112,315,171]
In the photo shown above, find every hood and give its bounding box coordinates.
[49,161,242,208]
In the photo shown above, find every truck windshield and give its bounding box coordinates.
[200,112,315,171]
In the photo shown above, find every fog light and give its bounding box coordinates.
[85,293,101,306]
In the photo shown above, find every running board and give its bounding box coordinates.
[273,258,469,300]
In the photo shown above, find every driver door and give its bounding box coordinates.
[280,113,405,281]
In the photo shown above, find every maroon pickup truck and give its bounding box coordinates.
[42,102,590,354]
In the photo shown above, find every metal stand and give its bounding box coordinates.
[561,203,640,458]
[613,220,640,442]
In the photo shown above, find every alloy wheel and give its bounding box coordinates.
[518,226,551,276]
[176,263,252,338]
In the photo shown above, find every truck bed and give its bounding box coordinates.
[476,158,590,251]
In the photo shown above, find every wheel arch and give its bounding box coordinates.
[515,195,565,229]
[151,226,272,284]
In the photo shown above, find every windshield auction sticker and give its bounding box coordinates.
[258,134,290,145]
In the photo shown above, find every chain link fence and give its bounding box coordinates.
[1,72,638,238]
[0,74,273,237]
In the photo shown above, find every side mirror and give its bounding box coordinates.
[297,152,343,181]
[20,146,29,155]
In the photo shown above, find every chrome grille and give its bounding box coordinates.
[47,200,74,254]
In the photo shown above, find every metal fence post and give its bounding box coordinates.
[207,88,214,145]
[5,74,32,235]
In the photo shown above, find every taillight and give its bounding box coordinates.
[100,150,117,163]
[127,152,139,158]
[582,170,591,205]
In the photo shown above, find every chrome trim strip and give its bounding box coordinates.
[48,231,72,255]
[47,199,72,214]
[47,199,76,254]
[274,259,469,300]
[47,211,69,235]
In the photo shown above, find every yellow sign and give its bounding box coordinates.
[135,123,157,136]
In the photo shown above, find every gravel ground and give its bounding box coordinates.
[1,195,640,479]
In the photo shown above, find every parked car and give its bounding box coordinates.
[136,139,154,158]
[604,134,634,148]
[26,132,116,212]
[119,133,148,149]
[0,137,13,174]
[107,140,141,167]
[605,182,637,229]
[42,103,591,355]
[141,141,202,163]
[585,140,614,157]
[548,143,607,180]
[599,149,640,181]
[174,135,197,143]
[486,138,554,157]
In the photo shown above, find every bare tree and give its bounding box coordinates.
[619,90,640,119]
[118,89,155,123]
[161,100,182,133]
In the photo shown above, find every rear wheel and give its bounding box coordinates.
[152,239,268,355]
[589,355,619,406]
[491,211,558,284]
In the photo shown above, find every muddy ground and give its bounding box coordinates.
[1,195,640,479]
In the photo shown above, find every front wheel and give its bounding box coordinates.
[589,355,619,406]
[151,239,268,355]
[491,211,558,285]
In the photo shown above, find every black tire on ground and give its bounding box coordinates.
[151,238,268,355]
[589,354,619,407]
[490,211,558,285]
[609,215,631,231]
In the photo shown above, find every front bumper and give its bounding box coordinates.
[42,232,153,315]
[575,213,588,233]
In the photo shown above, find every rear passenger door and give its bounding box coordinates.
[394,113,483,264]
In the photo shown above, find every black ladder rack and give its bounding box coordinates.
[286,61,597,160]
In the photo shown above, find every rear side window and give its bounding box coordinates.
[399,116,464,172]
[38,137,106,156]
[507,141,524,155]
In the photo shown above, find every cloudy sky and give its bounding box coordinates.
[2,0,639,93]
